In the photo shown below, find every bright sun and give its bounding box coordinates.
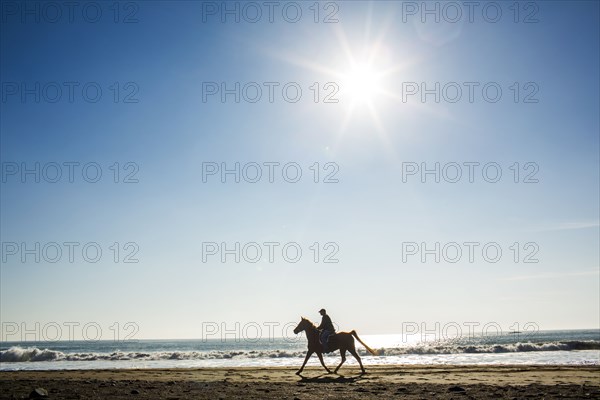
[341,63,384,106]
[274,24,410,134]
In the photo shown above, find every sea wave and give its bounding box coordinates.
[377,340,600,356]
[0,347,306,363]
[2,340,599,363]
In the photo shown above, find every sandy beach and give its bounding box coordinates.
[1,365,599,399]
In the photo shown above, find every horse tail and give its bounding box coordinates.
[351,330,377,355]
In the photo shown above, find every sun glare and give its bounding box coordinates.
[271,17,421,137]
[342,63,384,105]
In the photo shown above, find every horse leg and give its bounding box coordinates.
[348,348,366,374]
[316,352,331,373]
[296,351,313,375]
[334,349,346,374]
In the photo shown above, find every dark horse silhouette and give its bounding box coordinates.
[293,317,377,375]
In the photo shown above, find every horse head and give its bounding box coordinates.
[293,316,311,334]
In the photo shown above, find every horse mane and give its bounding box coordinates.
[301,317,318,329]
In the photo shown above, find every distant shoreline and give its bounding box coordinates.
[3,329,599,369]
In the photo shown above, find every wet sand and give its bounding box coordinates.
[1,365,599,399]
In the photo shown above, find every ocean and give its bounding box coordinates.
[1,329,598,371]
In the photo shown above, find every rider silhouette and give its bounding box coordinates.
[317,308,335,352]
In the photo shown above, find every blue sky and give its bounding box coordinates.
[1,1,598,340]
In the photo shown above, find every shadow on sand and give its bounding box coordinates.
[297,373,366,383]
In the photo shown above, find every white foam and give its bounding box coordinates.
[2,340,598,364]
